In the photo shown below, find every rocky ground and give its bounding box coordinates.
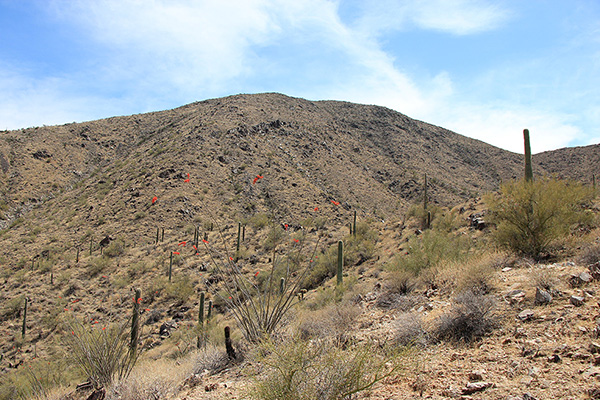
[163,257,600,400]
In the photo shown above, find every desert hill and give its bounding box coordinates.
[0,93,599,399]
[0,93,596,237]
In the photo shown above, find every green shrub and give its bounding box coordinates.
[249,213,270,230]
[86,256,110,277]
[248,337,403,400]
[486,178,595,259]
[164,275,194,303]
[104,238,126,258]
[389,229,471,275]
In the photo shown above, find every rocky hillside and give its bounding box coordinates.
[1,92,595,238]
[0,93,599,399]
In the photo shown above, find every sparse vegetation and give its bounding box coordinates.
[0,94,598,398]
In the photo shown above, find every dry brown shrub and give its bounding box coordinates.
[393,312,428,347]
[433,290,497,343]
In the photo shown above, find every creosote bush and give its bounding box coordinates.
[486,177,595,260]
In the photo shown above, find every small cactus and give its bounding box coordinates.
[207,300,213,320]
[353,210,357,237]
[224,326,236,360]
[197,292,205,348]
[168,252,173,282]
[279,277,285,295]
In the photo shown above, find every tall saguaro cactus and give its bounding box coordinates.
[130,288,141,360]
[524,129,533,182]
[21,297,28,339]
[197,292,206,348]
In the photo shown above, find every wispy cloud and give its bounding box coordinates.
[0,0,597,154]
[351,0,512,36]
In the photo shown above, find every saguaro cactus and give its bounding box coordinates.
[197,292,205,348]
[337,240,344,285]
[524,129,533,182]
[207,300,213,320]
[224,326,236,360]
[21,297,28,339]
[130,288,141,360]
[236,222,241,259]
[168,252,173,282]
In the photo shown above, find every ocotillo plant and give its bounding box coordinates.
[21,297,28,339]
[337,240,344,285]
[130,288,141,360]
[524,129,533,182]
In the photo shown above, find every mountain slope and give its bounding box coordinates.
[0,92,597,256]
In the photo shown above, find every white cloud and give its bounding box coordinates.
[353,0,512,36]
[434,104,582,154]
[409,0,512,35]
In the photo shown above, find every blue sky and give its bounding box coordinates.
[1,0,599,153]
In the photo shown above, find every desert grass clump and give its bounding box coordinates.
[530,266,560,295]
[0,358,71,400]
[486,177,595,260]
[86,256,111,278]
[454,257,496,295]
[433,290,497,343]
[0,295,25,322]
